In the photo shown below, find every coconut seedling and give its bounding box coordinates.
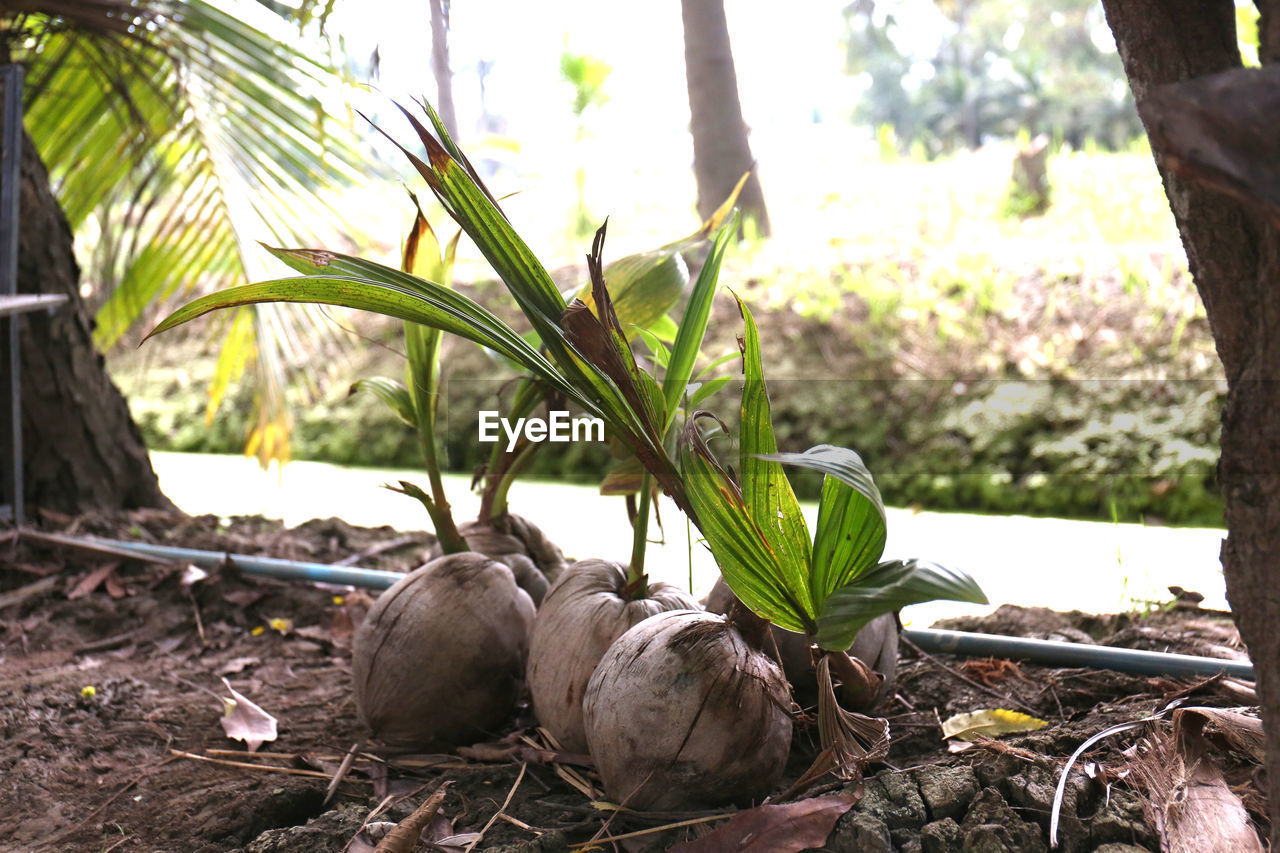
[524,212,740,754]
[145,100,723,752]
[355,197,567,602]
[433,176,748,611]
[580,297,989,809]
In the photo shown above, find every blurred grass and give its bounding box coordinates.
[117,141,1222,526]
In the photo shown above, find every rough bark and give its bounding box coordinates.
[680,0,770,235]
[1099,0,1280,842]
[428,0,458,140]
[6,128,173,515]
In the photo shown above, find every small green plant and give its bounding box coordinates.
[149,99,985,805]
[678,296,988,775]
[350,195,468,554]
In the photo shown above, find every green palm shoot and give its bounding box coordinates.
[146,100,731,594]
[680,295,988,778]
[349,195,468,554]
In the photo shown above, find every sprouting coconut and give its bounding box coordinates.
[661,298,987,792]
[527,559,699,753]
[582,608,793,811]
[424,514,568,605]
[704,575,900,710]
[352,552,535,750]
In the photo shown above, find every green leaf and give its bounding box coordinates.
[146,267,575,401]
[759,445,888,606]
[687,375,733,409]
[816,559,988,651]
[632,326,672,370]
[680,415,813,633]
[735,296,813,613]
[593,249,689,331]
[647,314,679,343]
[350,377,415,427]
[661,219,734,430]
[695,350,741,379]
[368,108,688,506]
[570,174,746,338]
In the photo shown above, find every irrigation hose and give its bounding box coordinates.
[54,534,1254,682]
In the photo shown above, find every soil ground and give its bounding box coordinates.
[1,512,1263,852]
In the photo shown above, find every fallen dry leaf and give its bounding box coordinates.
[941,709,1048,742]
[67,562,121,600]
[218,677,278,752]
[667,794,858,853]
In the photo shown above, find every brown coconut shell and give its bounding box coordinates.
[526,560,700,754]
[703,575,899,710]
[424,514,568,606]
[352,552,535,750]
[582,610,794,811]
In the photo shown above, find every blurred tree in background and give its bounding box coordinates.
[681,0,770,236]
[1,0,365,512]
[844,0,1144,156]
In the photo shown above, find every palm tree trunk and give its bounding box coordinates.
[681,0,770,235]
[5,127,173,515]
[1099,1,1280,845]
[429,0,458,139]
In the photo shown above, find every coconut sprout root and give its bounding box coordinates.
[582,610,794,811]
[353,552,535,750]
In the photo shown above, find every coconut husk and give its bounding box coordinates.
[582,610,794,811]
[424,514,568,605]
[352,552,535,750]
[527,559,700,753]
[703,575,899,710]
[1127,708,1265,853]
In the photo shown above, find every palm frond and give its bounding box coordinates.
[17,0,373,466]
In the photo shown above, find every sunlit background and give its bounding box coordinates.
[39,0,1251,616]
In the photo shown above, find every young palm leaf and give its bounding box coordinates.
[681,296,987,649]
[680,295,987,779]
[147,101,713,522]
[350,197,468,553]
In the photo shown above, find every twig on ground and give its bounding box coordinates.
[522,729,598,799]
[569,812,737,850]
[462,762,527,853]
[169,748,362,781]
[325,738,367,807]
[901,635,1040,716]
[0,574,60,610]
[74,628,141,654]
[331,535,424,566]
[373,781,453,853]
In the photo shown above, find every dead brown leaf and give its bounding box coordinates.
[68,562,121,600]
[666,794,858,853]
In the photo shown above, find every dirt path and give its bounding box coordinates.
[1,512,1261,852]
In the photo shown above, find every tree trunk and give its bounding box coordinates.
[1099,0,1280,844]
[5,128,173,515]
[680,0,770,235]
[429,0,458,140]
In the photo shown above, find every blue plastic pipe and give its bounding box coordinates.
[905,627,1253,680]
[75,535,1254,681]
[81,536,404,590]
